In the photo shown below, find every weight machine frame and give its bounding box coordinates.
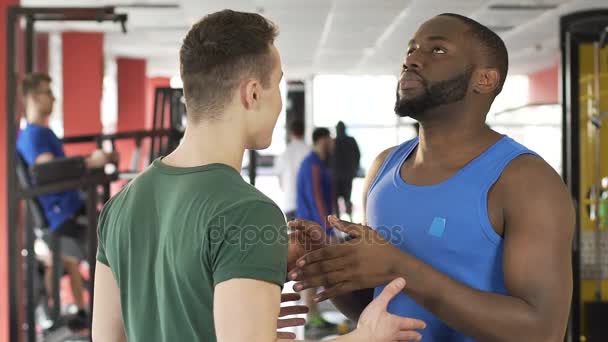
[5,7,127,342]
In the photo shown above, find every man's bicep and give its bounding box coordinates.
[502,157,574,334]
[214,278,280,342]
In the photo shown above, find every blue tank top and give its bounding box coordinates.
[367,136,538,342]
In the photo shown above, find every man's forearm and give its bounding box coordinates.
[330,288,373,323]
[393,254,558,341]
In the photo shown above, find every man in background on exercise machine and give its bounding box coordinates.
[17,73,118,329]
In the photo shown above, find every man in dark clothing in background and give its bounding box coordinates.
[332,121,360,221]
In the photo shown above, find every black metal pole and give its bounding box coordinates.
[24,16,36,342]
[25,16,34,73]
[25,202,36,342]
[248,150,256,186]
[159,89,168,156]
[561,20,582,341]
[6,7,20,342]
[150,89,160,161]
[570,36,581,342]
[50,233,61,323]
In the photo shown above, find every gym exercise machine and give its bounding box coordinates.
[5,7,127,342]
[150,87,186,163]
[561,9,608,342]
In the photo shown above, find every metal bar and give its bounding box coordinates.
[159,89,168,156]
[17,174,116,199]
[26,15,128,22]
[248,150,257,186]
[562,27,582,342]
[25,202,35,342]
[150,89,161,162]
[61,129,171,144]
[13,7,126,23]
[13,6,116,15]
[25,16,34,73]
[168,89,182,153]
[50,232,61,322]
[7,6,20,342]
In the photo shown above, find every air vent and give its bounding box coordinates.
[489,4,558,11]
[487,25,515,32]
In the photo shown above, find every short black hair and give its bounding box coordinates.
[289,119,304,138]
[439,13,509,94]
[312,127,330,144]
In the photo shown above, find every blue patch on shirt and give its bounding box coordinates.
[428,217,446,238]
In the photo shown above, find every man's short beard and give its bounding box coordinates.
[395,67,473,119]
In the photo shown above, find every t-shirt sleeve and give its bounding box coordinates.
[18,129,55,165]
[207,201,288,288]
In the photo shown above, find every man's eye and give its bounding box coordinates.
[432,47,446,54]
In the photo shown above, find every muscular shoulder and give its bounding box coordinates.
[497,154,574,233]
[369,146,398,175]
[363,146,397,201]
[498,154,567,199]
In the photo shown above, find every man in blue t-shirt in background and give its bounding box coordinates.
[295,127,336,337]
[17,73,118,328]
[297,127,334,229]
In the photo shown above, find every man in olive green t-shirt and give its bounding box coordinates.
[92,9,426,342]
[96,161,288,341]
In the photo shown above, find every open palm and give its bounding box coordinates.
[357,278,426,341]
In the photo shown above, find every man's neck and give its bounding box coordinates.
[413,102,497,167]
[26,111,47,126]
[162,115,246,172]
[313,147,326,161]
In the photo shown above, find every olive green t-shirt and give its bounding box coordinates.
[96,160,288,342]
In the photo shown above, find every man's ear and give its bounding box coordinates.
[240,79,260,110]
[472,68,500,94]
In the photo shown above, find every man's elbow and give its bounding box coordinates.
[91,327,102,342]
[91,325,108,342]
[507,318,567,342]
[92,325,126,342]
[537,321,568,342]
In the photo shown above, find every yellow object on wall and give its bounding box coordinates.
[577,43,608,338]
